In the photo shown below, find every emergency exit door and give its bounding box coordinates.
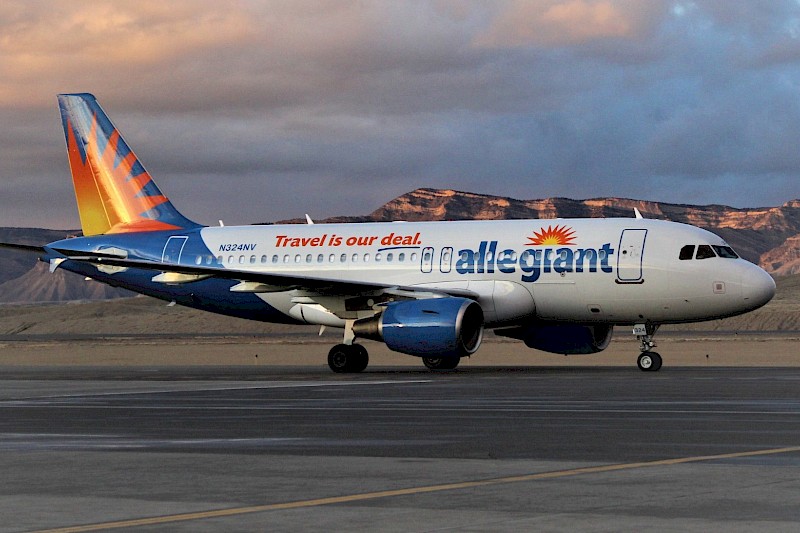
[162,236,188,264]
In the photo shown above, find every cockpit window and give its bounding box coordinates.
[679,245,695,260]
[713,245,739,259]
[695,245,716,260]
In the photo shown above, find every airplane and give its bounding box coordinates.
[0,93,776,373]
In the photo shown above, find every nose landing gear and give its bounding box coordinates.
[637,351,662,371]
[634,323,662,372]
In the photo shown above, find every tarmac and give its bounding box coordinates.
[1,363,799,532]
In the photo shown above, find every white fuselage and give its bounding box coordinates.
[191,217,774,329]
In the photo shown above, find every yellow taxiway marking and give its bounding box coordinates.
[33,445,800,533]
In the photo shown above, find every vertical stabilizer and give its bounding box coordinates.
[58,93,199,236]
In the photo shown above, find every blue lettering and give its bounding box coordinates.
[454,241,615,283]
[553,248,573,273]
[497,249,516,273]
[600,243,614,273]
[456,249,475,274]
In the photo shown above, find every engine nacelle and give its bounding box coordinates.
[353,297,484,358]
[496,323,613,355]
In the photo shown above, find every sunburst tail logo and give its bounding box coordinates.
[58,93,198,236]
[526,225,577,246]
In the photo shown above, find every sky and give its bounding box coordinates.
[1,0,799,230]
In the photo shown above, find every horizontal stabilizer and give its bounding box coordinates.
[0,242,46,256]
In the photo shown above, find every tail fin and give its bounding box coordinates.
[58,93,200,236]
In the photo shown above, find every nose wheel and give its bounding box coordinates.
[637,351,662,372]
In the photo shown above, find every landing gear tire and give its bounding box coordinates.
[637,351,662,372]
[328,344,369,373]
[422,356,460,370]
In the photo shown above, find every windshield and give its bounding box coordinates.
[713,245,739,259]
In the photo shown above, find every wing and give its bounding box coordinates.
[47,246,478,301]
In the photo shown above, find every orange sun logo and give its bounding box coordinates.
[526,225,576,246]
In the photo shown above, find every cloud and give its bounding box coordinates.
[474,0,661,48]
[0,1,799,230]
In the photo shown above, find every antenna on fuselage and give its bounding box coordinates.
[634,208,644,219]
[305,214,315,225]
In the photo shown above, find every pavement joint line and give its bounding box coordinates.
[27,445,800,533]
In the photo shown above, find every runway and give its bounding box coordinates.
[1,366,799,531]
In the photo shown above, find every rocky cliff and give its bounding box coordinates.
[286,188,800,268]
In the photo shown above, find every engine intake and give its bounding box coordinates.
[353,297,484,358]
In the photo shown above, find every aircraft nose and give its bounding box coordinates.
[741,264,776,310]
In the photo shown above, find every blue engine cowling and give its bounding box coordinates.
[352,297,484,358]
[495,323,613,355]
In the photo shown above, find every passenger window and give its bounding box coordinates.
[387,253,394,262]
[227,256,234,264]
[206,256,213,265]
[679,245,695,260]
[352,253,359,263]
[713,245,739,259]
[216,256,223,264]
[195,255,202,265]
[340,253,347,263]
[329,254,336,263]
[294,255,301,263]
[239,255,245,264]
[272,255,279,264]
[283,255,289,263]
[364,253,370,262]
[398,253,405,262]
[375,253,382,262]
[317,254,324,263]
[260,255,267,264]
[696,245,716,260]
[305,254,312,263]
[250,255,256,264]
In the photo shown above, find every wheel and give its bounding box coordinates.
[422,356,460,370]
[328,344,351,373]
[351,344,369,373]
[649,352,662,371]
[637,352,662,372]
[327,344,369,373]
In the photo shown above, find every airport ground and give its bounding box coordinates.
[0,293,798,531]
[0,337,799,532]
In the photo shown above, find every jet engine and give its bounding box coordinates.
[496,323,613,355]
[353,297,484,358]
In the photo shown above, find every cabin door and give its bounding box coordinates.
[616,229,647,283]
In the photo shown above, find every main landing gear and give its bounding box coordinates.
[634,323,662,372]
[328,344,369,373]
[326,345,462,373]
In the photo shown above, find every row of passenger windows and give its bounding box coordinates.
[679,244,739,261]
[198,252,420,266]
